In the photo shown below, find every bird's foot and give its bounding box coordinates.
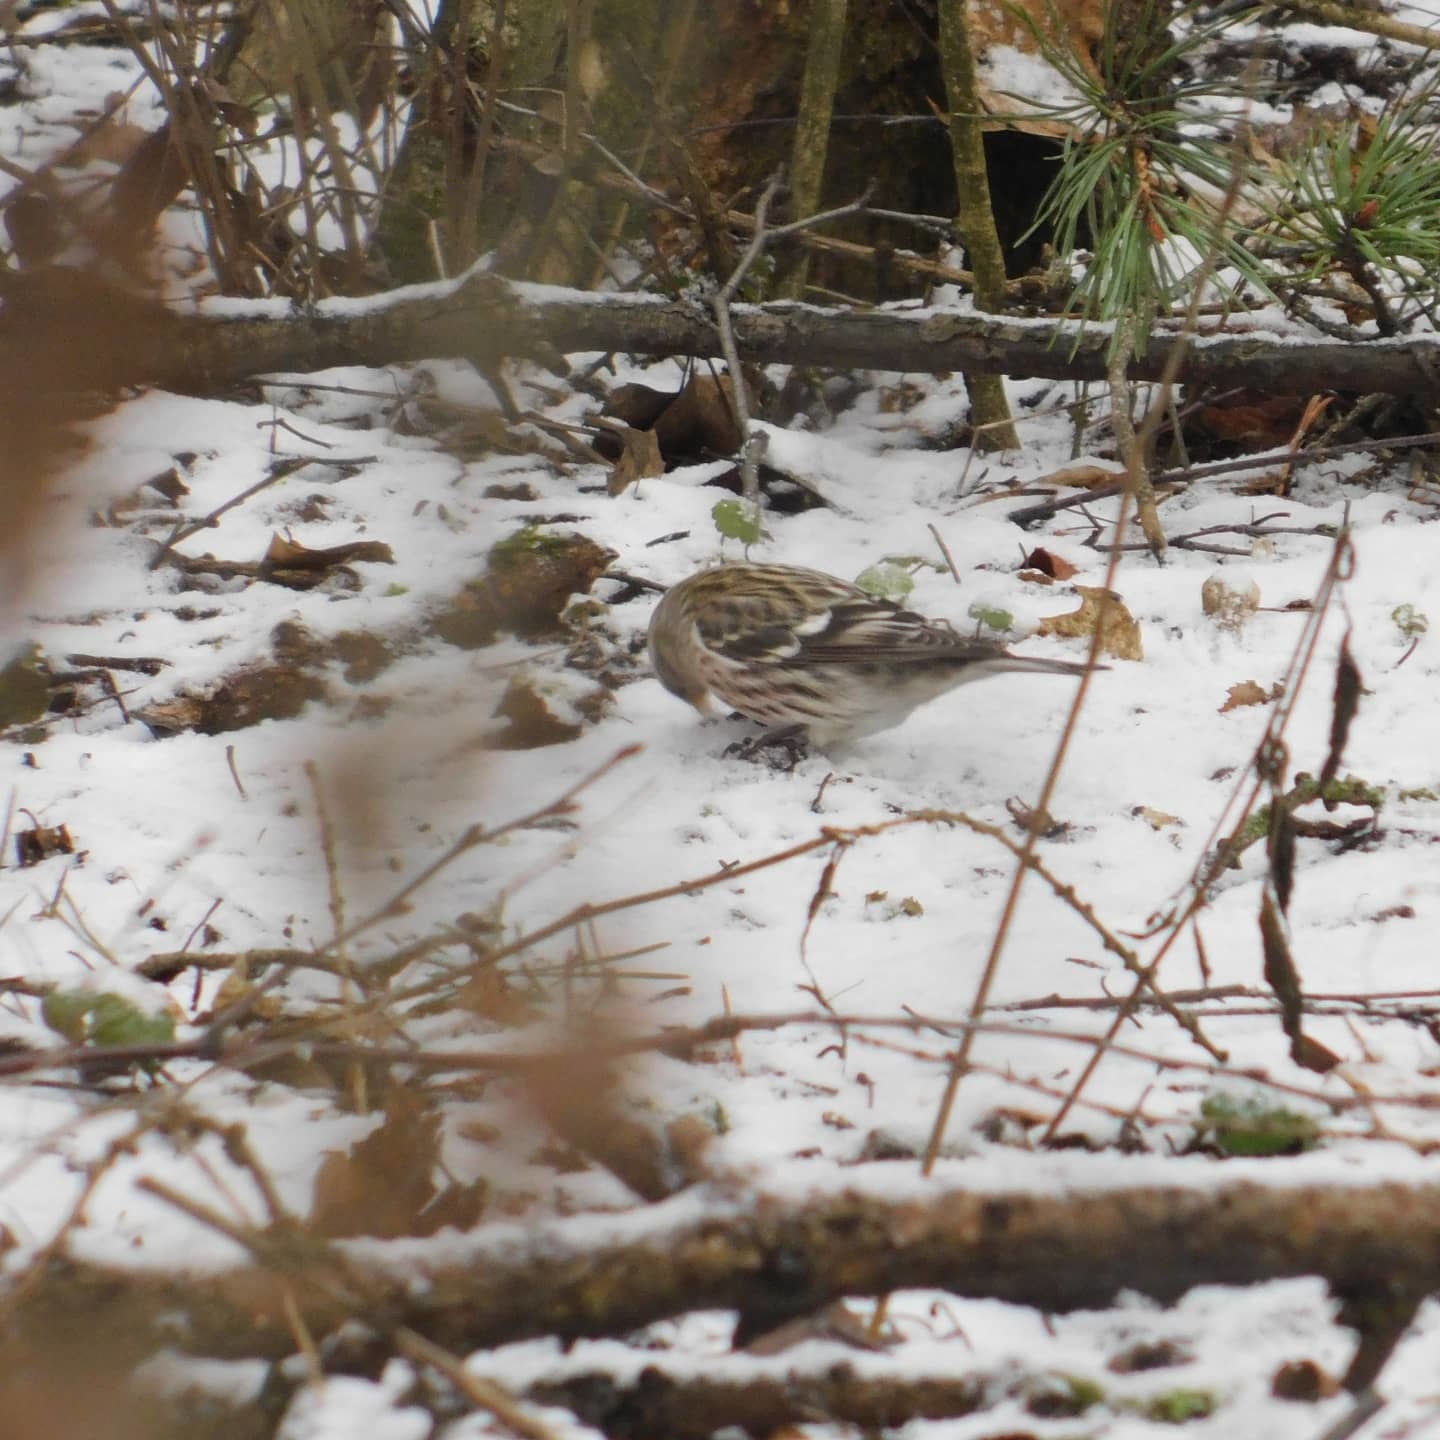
[724,723,810,771]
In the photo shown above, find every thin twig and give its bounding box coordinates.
[928,522,962,584]
[149,457,311,569]
[397,1329,561,1440]
[711,171,785,503]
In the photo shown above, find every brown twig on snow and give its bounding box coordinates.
[148,456,311,569]
[398,1329,561,1440]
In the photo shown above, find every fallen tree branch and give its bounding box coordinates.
[10,1172,1439,1380]
[1264,0,1440,49]
[11,265,1440,400]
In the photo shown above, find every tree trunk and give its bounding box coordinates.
[937,0,1020,450]
[778,0,848,301]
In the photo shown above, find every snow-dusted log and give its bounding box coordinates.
[13,1175,1432,1381]
[8,265,1440,397]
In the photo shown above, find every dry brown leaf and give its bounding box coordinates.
[1037,462,1126,489]
[312,1097,487,1238]
[1220,680,1278,713]
[454,966,539,1026]
[1021,546,1079,581]
[1037,585,1142,660]
[604,421,665,495]
[262,532,394,569]
[1134,806,1182,831]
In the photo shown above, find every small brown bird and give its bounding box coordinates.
[649,562,1100,747]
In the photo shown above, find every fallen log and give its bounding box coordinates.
[5,263,1440,400]
[9,1171,1434,1390]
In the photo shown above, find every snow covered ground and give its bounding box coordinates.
[6,6,1440,1438]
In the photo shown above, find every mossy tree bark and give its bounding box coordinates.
[777,0,848,301]
[937,0,1020,451]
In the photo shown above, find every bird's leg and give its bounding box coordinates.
[724,723,810,769]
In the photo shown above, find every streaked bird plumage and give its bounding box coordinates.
[648,562,1099,746]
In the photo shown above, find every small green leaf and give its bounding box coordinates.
[879,552,945,573]
[87,993,175,1050]
[1145,1387,1216,1423]
[1392,603,1429,639]
[1198,1095,1320,1157]
[967,602,1013,633]
[42,990,174,1053]
[42,991,94,1043]
[855,562,915,604]
[1063,1376,1107,1411]
[711,499,765,549]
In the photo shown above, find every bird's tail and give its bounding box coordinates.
[984,654,1107,678]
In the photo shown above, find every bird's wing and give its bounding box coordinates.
[693,595,809,663]
[801,599,968,662]
[695,577,994,667]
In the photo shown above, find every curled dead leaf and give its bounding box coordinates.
[260,532,395,589]
[1037,585,1142,660]
[1021,546,1079,581]
[600,420,665,495]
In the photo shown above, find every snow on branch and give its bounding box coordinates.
[8,265,1440,400]
[19,1168,1434,1390]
